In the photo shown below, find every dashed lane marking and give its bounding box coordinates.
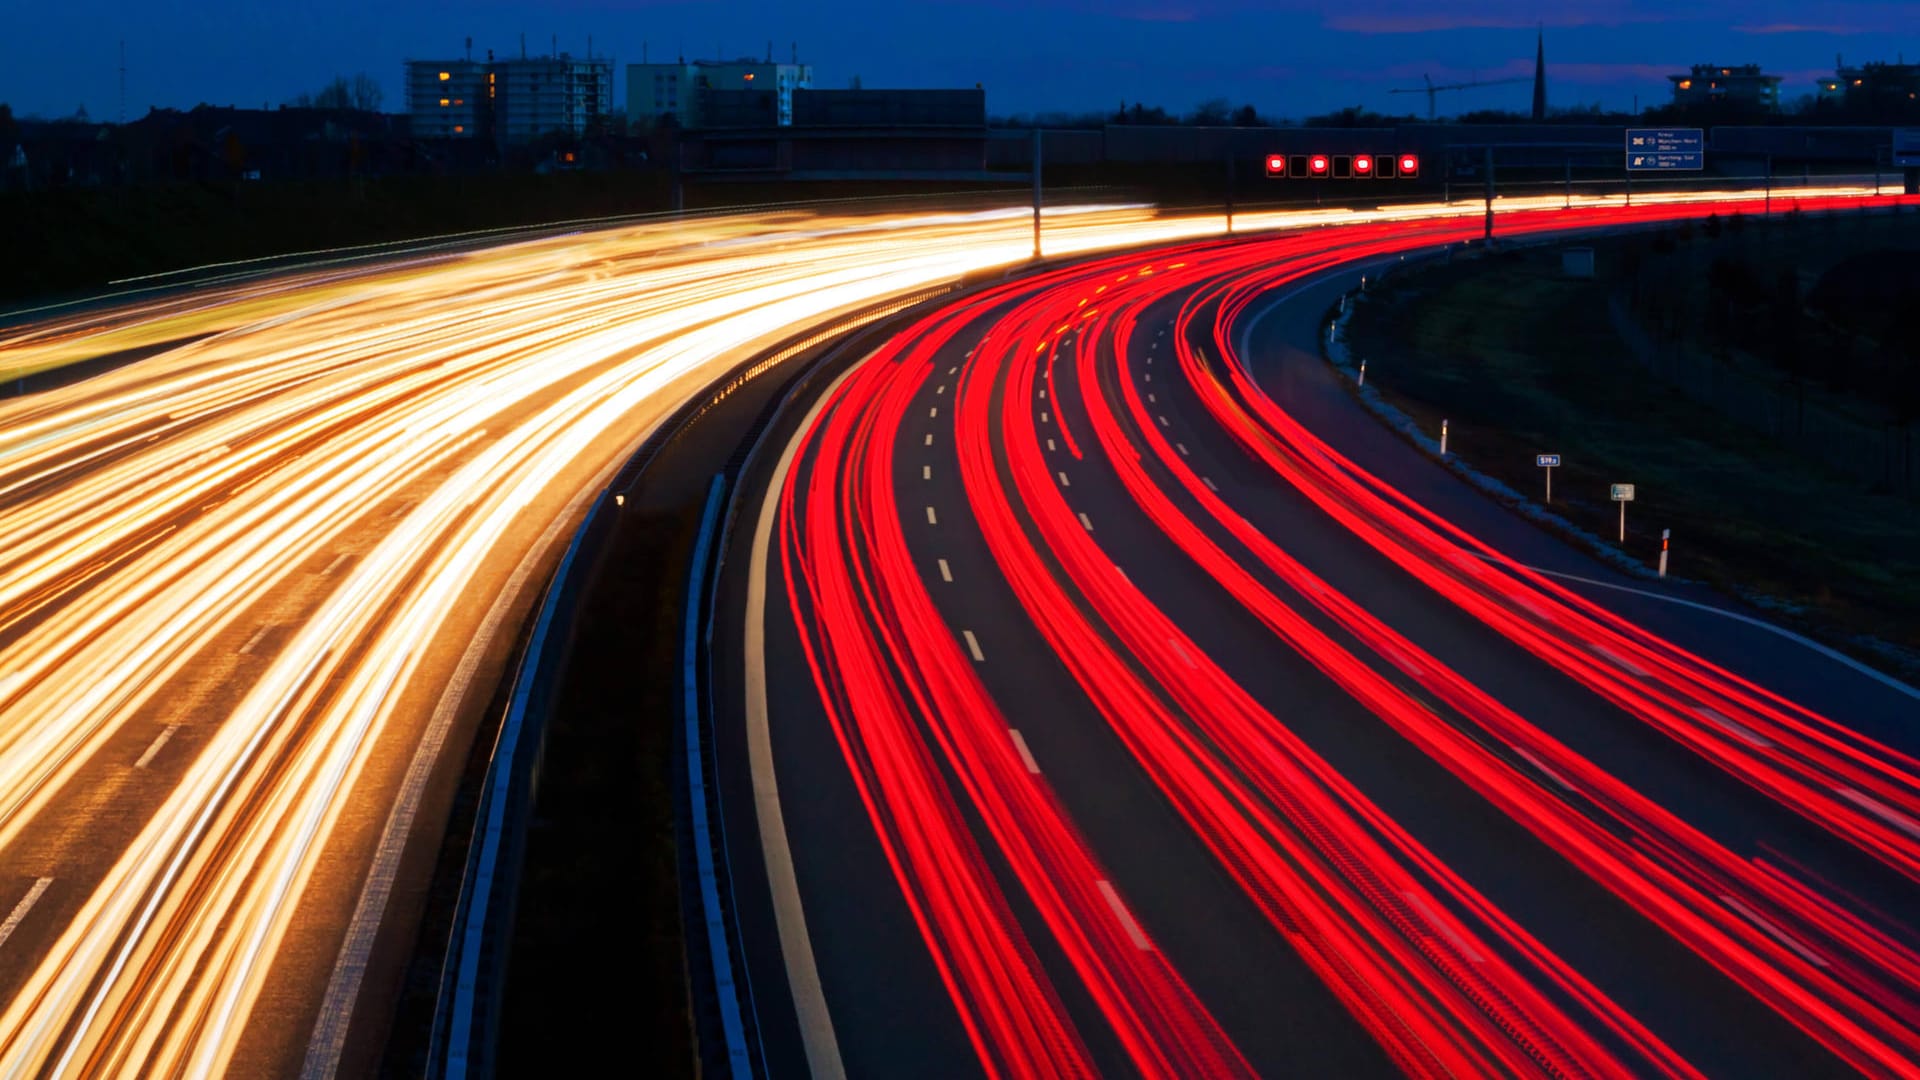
[134,725,179,769]
[963,630,986,662]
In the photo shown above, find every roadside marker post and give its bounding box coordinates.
[1536,454,1561,503]
[1357,359,1367,387]
[1611,483,1635,542]
[1659,528,1670,577]
[1440,419,1449,456]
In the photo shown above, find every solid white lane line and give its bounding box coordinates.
[237,625,271,655]
[1201,476,1217,492]
[1402,891,1486,963]
[134,725,179,769]
[1009,730,1041,774]
[1590,643,1651,677]
[306,460,605,1080]
[1058,472,1071,487]
[963,630,985,662]
[925,506,938,525]
[0,878,53,950]
[321,552,350,575]
[1097,881,1152,951]
[1509,744,1578,793]
[1078,512,1094,531]
[938,559,953,582]
[922,465,930,480]
[1721,894,1828,966]
[1695,706,1774,748]
[1476,556,1920,703]
[741,366,857,1080]
[1836,787,1920,841]
[1176,442,1189,456]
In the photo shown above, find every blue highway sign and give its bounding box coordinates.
[1895,129,1920,168]
[1626,129,1705,171]
[1536,454,1561,468]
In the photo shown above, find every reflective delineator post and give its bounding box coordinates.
[1658,528,1670,577]
[1032,128,1043,259]
[1357,359,1367,387]
[1440,418,1449,456]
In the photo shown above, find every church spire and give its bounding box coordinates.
[1532,28,1548,120]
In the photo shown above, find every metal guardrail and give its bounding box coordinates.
[683,475,758,1075]
[420,284,959,1080]
[427,488,612,1079]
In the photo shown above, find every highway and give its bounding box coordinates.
[730,193,1920,1077]
[0,201,1343,1077]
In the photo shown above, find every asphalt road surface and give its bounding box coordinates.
[0,202,1275,1076]
[727,194,1920,1078]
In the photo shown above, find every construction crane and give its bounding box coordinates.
[1389,73,1532,121]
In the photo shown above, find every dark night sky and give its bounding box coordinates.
[3,1,1914,122]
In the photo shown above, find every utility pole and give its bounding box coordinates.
[1032,128,1043,259]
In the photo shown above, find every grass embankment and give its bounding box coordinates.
[1343,217,1920,678]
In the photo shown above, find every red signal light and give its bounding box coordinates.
[1265,153,1286,176]
[1309,154,1329,175]
[1398,154,1419,177]
[1353,154,1373,175]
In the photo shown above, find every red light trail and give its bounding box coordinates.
[773,194,1920,1075]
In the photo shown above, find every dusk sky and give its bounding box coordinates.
[4,0,1915,123]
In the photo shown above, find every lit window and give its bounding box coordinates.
[440,98,450,106]
[1678,79,1692,90]
[454,99,464,105]
[1854,79,1864,86]
[744,72,755,81]
[454,124,465,132]
[439,72,451,81]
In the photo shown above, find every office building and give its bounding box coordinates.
[406,51,612,143]
[1817,59,1920,111]
[493,55,613,142]
[1668,64,1781,111]
[407,59,490,140]
[627,57,813,129]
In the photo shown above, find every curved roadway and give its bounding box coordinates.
[0,202,1272,1077]
[731,194,1920,1077]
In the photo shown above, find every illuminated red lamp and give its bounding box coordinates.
[1353,154,1373,175]
[1397,154,1420,177]
[1265,153,1286,177]
[1308,154,1330,175]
